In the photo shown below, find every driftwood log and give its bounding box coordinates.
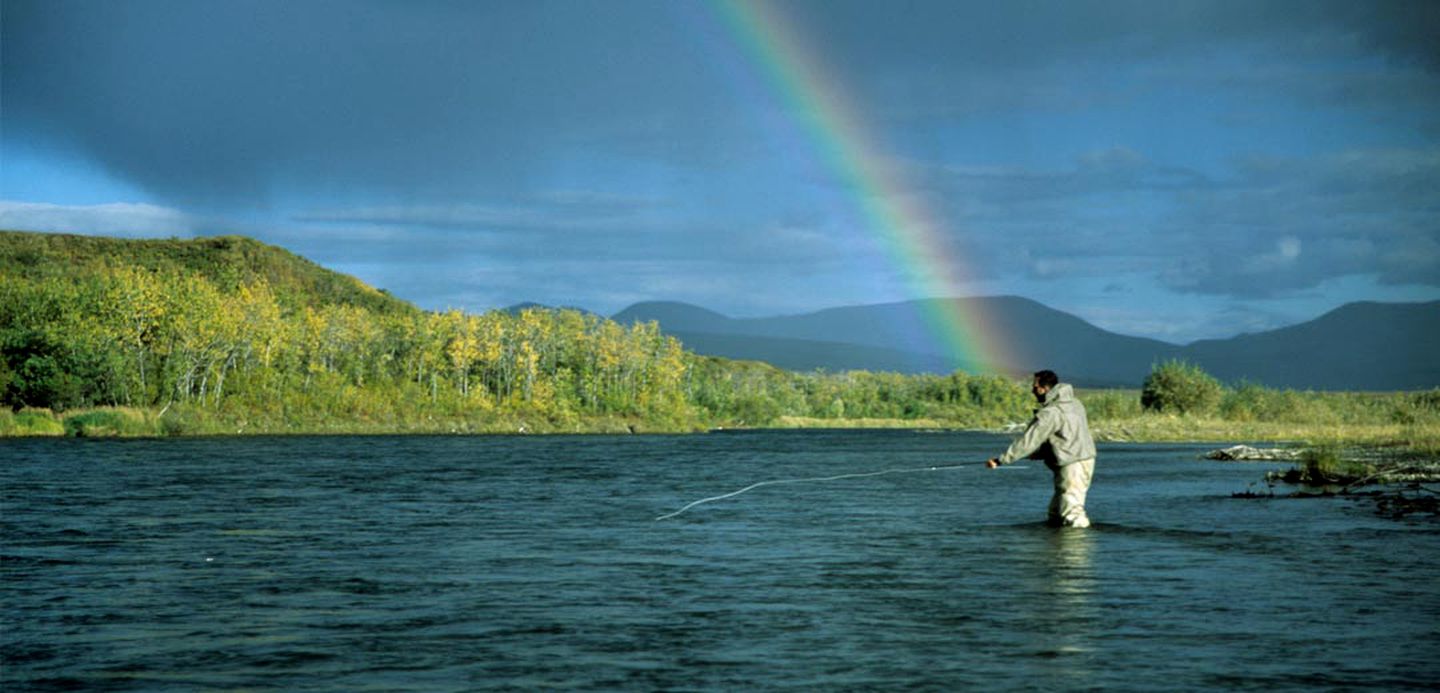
[1204,445,1301,461]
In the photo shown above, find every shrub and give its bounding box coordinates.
[730,393,782,426]
[1295,445,1371,483]
[159,406,199,436]
[1140,360,1223,416]
[1219,382,1263,421]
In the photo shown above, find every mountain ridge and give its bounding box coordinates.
[612,298,1439,390]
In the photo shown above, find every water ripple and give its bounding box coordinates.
[3,431,1438,690]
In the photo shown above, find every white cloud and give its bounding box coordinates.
[0,200,204,238]
[1277,236,1302,261]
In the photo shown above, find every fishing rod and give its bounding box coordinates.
[654,463,1027,521]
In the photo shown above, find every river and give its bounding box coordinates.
[3,431,1437,690]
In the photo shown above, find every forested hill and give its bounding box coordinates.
[0,230,1033,432]
[0,230,414,315]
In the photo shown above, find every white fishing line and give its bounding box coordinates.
[654,463,1028,521]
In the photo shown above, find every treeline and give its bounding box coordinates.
[1,264,687,426]
[15,232,1424,440]
[0,232,1032,433]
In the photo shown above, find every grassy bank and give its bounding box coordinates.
[1091,416,1439,452]
[6,390,1435,456]
[0,404,709,438]
[1083,385,1440,456]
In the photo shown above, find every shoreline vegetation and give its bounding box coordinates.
[4,394,1436,449]
[3,231,1437,494]
[5,389,1437,457]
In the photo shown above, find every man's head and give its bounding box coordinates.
[1032,370,1059,402]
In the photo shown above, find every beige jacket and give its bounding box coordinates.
[998,383,1096,467]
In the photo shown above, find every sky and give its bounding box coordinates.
[3,0,1438,345]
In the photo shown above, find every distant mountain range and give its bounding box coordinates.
[611,298,1440,390]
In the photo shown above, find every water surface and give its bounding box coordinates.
[4,431,1438,690]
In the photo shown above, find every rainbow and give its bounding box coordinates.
[696,0,1013,374]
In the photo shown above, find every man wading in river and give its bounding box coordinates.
[987,370,1097,528]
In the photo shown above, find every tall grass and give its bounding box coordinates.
[1,406,167,437]
[0,408,66,436]
[1077,388,1143,420]
[62,407,162,437]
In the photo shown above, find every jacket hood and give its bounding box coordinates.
[1045,383,1076,405]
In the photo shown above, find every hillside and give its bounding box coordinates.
[0,230,416,315]
[0,230,714,424]
[1181,300,1440,390]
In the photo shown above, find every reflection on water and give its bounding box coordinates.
[3,431,1438,691]
[1003,526,1098,689]
[1049,527,1096,693]
[1047,527,1096,655]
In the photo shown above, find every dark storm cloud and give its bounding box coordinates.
[3,0,726,206]
[789,0,1440,136]
[789,0,1440,72]
[8,0,1437,208]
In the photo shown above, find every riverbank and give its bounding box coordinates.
[0,405,709,438]
[7,403,1436,455]
[1093,415,1440,454]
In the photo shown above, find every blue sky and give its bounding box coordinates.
[3,0,1437,343]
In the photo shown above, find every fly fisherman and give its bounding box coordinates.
[987,370,1097,528]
